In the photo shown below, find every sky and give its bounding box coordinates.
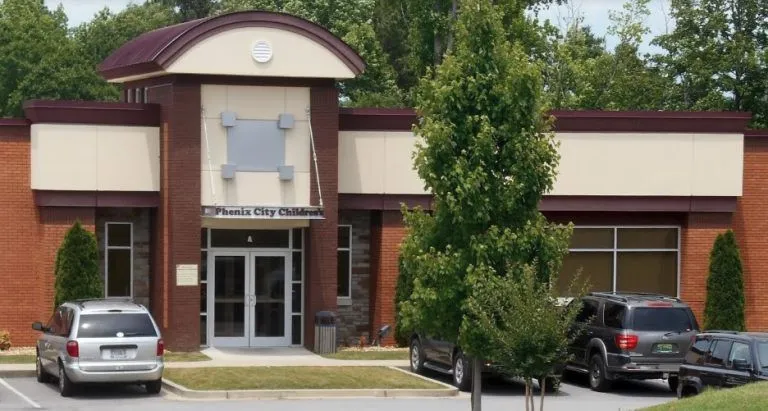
[43,0,672,53]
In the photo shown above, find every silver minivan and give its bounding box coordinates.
[32,298,165,397]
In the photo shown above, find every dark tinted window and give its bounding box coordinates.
[604,303,627,328]
[685,337,711,365]
[631,307,693,332]
[575,299,599,323]
[728,341,752,369]
[77,313,157,338]
[757,342,768,368]
[706,339,733,367]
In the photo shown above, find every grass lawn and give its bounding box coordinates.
[322,350,409,360]
[163,366,443,390]
[0,355,34,364]
[643,382,768,411]
[163,351,211,362]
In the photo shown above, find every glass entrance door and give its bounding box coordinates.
[210,251,292,347]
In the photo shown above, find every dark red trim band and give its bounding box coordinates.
[338,193,736,213]
[0,118,31,138]
[99,11,365,81]
[23,100,161,127]
[745,129,768,138]
[339,108,752,134]
[33,191,160,207]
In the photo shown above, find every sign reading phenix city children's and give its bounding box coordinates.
[201,205,325,219]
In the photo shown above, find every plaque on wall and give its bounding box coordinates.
[176,264,199,286]
[201,205,324,220]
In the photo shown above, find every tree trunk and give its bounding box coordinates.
[524,382,530,411]
[539,377,545,411]
[471,358,482,411]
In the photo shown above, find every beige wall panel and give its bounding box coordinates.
[691,133,743,196]
[201,85,228,119]
[201,171,312,207]
[383,132,426,194]
[166,27,356,79]
[338,131,387,194]
[285,87,310,121]
[31,124,159,192]
[226,85,286,120]
[284,121,311,173]
[200,118,228,171]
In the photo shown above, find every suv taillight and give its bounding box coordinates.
[66,340,79,357]
[157,338,164,356]
[615,333,638,350]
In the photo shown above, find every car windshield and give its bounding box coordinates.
[77,313,157,338]
[631,307,693,332]
[758,342,768,368]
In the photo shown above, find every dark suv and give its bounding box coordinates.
[677,331,768,398]
[565,292,700,392]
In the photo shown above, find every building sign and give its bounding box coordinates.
[201,205,324,220]
[176,264,198,286]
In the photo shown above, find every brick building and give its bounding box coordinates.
[0,11,765,351]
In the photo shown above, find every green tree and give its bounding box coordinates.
[703,230,746,331]
[398,0,573,407]
[652,0,768,127]
[53,221,103,308]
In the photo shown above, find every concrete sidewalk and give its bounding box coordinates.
[0,347,410,376]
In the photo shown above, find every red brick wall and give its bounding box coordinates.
[680,213,732,326]
[305,85,340,349]
[146,78,202,351]
[369,210,405,346]
[734,138,768,330]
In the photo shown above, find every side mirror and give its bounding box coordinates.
[31,322,44,332]
[733,358,751,372]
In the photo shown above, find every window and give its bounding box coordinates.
[706,339,733,367]
[557,226,679,297]
[603,303,626,329]
[728,342,753,369]
[76,313,157,338]
[337,225,352,299]
[105,222,133,297]
[575,299,599,324]
[686,336,712,365]
[630,307,693,332]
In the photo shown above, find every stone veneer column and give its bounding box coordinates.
[369,210,405,346]
[305,85,339,350]
[148,78,202,351]
[680,212,732,325]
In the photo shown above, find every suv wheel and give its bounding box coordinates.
[588,354,612,392]
[146,379,163,394]
[452,352,472,392]
[35,354,49,383]
[409,339,425,373]
[58,363,75,397]
[668,376,679,393]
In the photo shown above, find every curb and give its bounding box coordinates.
[161,376,459,400]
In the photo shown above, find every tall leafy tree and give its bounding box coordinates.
[152,0,217,22]
[653,0,768,127]
[399,0,573,407]
[703,230,746,331]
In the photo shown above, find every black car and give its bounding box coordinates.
[408,335,564,392]
[565,292,700,392]
[677,331,768,398]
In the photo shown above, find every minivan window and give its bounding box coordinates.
[631,307,693,332]
[604,303,626,328]
[76,313,157,338]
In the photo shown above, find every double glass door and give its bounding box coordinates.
[210,251,291,347]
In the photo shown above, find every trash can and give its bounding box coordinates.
[313,311,337,355]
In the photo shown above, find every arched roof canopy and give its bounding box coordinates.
[98,10,366,83]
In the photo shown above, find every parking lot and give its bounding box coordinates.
[0,373,676,411]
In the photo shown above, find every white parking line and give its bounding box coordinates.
[0,378,42,409]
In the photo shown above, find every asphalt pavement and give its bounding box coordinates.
[0,372,677,411]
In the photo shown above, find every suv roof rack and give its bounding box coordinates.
[588,291,682,303]
[69,297,135,308]
[702,329,741,335]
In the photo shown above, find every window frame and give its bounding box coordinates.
[566,225,681,297]
[706,338,734,368]
[105,222,134,298]
[337,224,353,303]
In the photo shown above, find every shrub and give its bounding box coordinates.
[54,221,103,308]
[393,253,414,347]
[703,229,746,331]
[0,330,10,351]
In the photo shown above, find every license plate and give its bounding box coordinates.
[654,343,674,353]
[110,348,127,360]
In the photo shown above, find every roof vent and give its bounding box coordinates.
[251,40,273,63]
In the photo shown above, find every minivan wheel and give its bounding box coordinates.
[146,379,162,394]
[58,363,75,397]
[453,352,472,392]
[668,376,679,393]
[588,354,612,392]
[35,355,49,383]
[409,339,425,374]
